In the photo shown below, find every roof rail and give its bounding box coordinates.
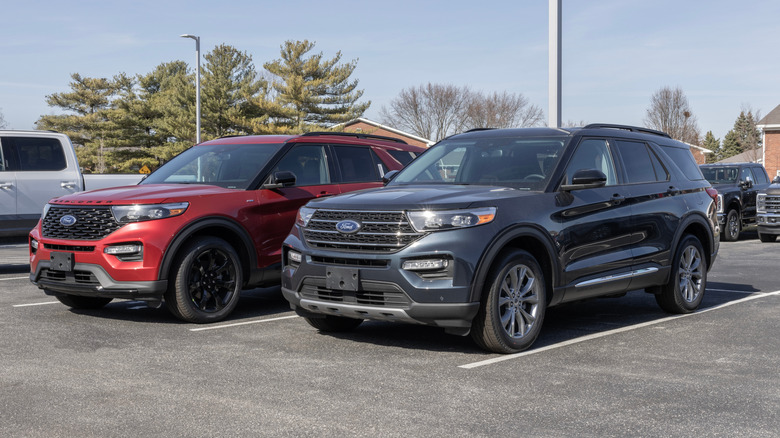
[301,131,408,144]
[582,123,671,138]
[464,128,496,133]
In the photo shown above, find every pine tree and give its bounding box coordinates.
[702,131,720,163]
[720,130,741,160]
[263,40,370,132]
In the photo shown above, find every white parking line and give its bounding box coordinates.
[13,301,60,307]
[0,276,29,281]
[459,289,780,369]
[189,314,299,332]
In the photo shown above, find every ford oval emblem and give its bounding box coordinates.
[335,219,361,234]
[60,214,77,227]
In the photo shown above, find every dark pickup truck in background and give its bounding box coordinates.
[700,162,771,241]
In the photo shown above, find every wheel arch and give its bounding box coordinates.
[158,217,257,286]
[673,212,716,272]
[469,225,560,306]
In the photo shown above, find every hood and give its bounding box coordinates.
[307,184,532,210]
[765,183,780,194]
[49,184,232,205]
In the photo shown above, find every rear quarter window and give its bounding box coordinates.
[658,145,704,181]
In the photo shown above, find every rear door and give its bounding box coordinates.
[612,139,687,290]
[330,144,388,193]
[0,141,19,233]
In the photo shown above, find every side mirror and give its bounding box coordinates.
[263,170,296,189]
[741,176,753,189]
[560,169,607,191]
[382,170,400,185]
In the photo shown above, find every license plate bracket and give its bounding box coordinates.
[50,252,74,272]
[325,267,359,291]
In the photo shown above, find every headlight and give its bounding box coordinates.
[42,203,51,220]
[716,194,723,213]
[111,202,189,224]
[757,194,766,214]
[296,206,316,227]
[406,207,496,232]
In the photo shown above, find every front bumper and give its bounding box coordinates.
[281,225,490,330]
[31,260,167,302]
[757,214,780,236]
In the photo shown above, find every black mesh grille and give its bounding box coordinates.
[300,278,411,307]
[766,195,780,213]
[302,209,424,253]
[43,206,122,240]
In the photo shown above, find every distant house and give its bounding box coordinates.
[685,142,712,165]
[341,118,434,148]
[757,104,780,179]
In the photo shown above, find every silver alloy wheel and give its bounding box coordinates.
[678,245,704,303]
[727,213,739,239]
[498,264,540,339]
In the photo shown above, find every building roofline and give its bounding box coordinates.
[340,118,435,146]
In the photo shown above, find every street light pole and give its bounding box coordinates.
[180,34,201,144]
[548,0,562,128]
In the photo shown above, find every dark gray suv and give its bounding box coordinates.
[281,124,720,353]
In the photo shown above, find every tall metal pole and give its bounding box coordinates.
[180,34,201,144]
[549,0,562,128]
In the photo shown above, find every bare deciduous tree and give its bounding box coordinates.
[379,83,469,142]
[0,108,8,129]
[644,86,700,144]
[463,91,544,131]
[380,84,543,142]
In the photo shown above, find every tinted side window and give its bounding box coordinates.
[332,145,380,183]
[741,167,754,183]
[0,143,7,171]
[616,140,665,183]
[273,145,330,186]
[659,145,705,180]
[388,150,418,166]
[751,167,769,184]
[5,137,67,171]
[565,139,617,185]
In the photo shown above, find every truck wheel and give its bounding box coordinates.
[54,294,112,309]
[655,235,706,314]
[165,236,242,323]
[304,315,363,332]
[758,232,777,243]
[722,209,740,241]
[471,249,546,354]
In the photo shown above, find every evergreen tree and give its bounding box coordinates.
[720,111,763,162]
[201,44,266,138]
[720,130,741,160]
[263,40,370,132]
[702,131,721,163]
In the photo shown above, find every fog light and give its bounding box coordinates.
[104,244,142,255]
[31,239,39,250]
[288,250,302,264]
[402,259,448,271]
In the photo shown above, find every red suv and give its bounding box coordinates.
[28,132,424,322]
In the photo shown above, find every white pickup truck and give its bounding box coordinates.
[1,130,145,237]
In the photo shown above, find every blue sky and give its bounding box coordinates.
[1,0,778,141]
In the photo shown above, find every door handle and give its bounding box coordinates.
[316,192,337,198]
[667,186,681,196]
[0,182,13,189]
[611,194,625,205]
[61,181,77,189]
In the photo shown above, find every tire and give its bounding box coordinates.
[721,209,740,241]
[471,249,546,354]
[655,235,706,314]
[165,236,242,323]
[304,315,363,332]
[54,294,112,309]
[758,232,777,243]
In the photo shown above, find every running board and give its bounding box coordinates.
[574,267,659,288]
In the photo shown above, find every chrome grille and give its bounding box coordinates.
[765,195,780,213]
[302,209,424,253]
[43,206,122,240]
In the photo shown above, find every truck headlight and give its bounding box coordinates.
[406,207,496,232]
[112,202,189,223]
[757,194,766,214]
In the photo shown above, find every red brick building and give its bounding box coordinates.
[687,143,712,165]
[758,104,780,180]
[341,118,434,148]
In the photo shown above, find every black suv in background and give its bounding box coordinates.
[282,124,719,353]
[700,163,771,241]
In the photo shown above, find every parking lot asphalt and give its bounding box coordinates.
[1,233,779,437]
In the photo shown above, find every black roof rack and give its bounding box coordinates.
[582,123,671,138]
[301,131,408,144]
[464,128,497,133]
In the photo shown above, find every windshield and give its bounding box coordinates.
[390,136,567,190]
[701,167,738,184]
[142,143,285,189]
